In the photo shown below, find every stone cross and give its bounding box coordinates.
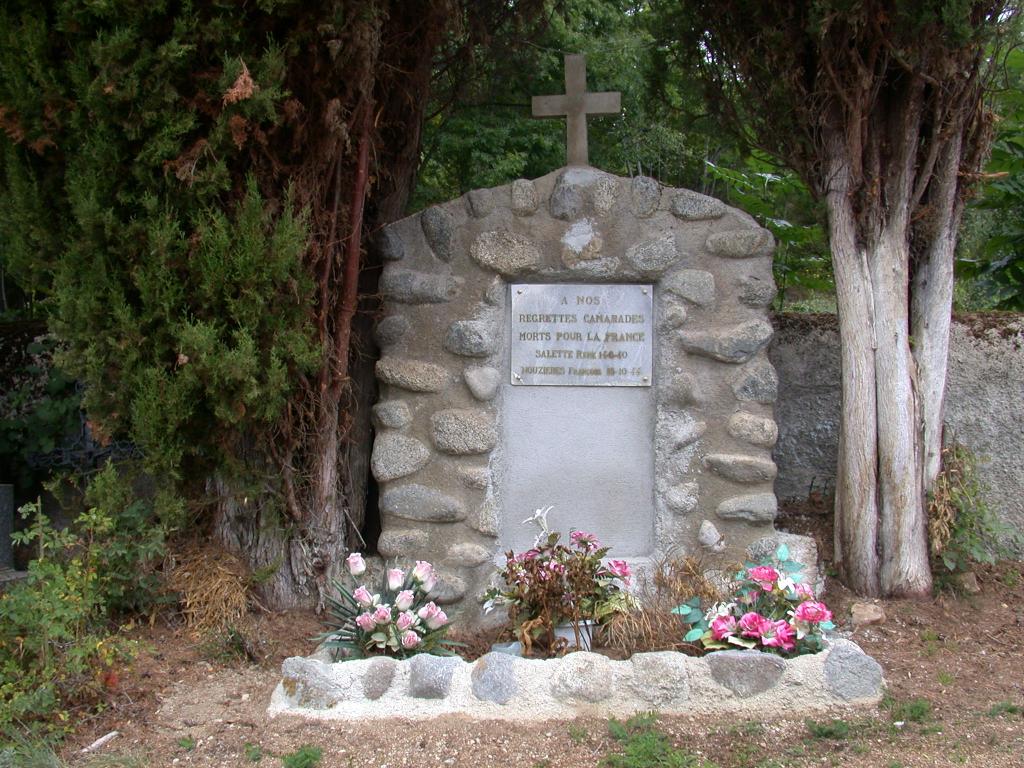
[532,53,621,167]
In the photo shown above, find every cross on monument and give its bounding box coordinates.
[532,53,621,167]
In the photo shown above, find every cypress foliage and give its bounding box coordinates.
[0,0,540,605]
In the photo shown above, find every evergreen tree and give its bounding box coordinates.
[0,0,538,607]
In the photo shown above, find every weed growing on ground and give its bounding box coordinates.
[176,736,196,751]
[604,713,717,767]
[281,745,322,768]
[243,741,263,761]
[567,724,589,744]
[885,696,933,723]
[986,701,1023,717]
[804,718,850,740]
[937,670,955,685]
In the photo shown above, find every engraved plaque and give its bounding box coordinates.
[510,283,653,386]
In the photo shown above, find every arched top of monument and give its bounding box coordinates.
[377,166,768,285]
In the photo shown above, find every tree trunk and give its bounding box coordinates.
[911,133,963,490]
[826,149,882,596]
[826,134,933,597]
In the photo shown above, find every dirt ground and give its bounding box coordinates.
[60,556,1024,768]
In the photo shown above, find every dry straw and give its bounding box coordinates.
[165,541,258,633]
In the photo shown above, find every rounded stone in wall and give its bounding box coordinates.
[732,361,779,403]
[511,179,538,215]
[630,176,661,218]
[444,320,498,357]
[706,228,774,259]
[670,190,725,221]
[679,320,774,364]
[727,412,778,447]
[376,528,430,558]
[376,358,449,393]
[470,230,541,277]
[420,206,455,262]
[625,235,680,275]
[551,652,613,702]
[380,484,466,522]
[716,493,778,523]
[375,315,410,347]
[431,409,498,455]
[629,651,690,705]
[370,433,430,482]
[705,453,778,483]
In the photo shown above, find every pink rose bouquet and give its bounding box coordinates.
[673,543,835,656]
[322,555,459,659]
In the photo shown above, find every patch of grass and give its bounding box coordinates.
[1000,568,1020,588]
[805,718,851,740]
[986,701,1023,717]
[887,697,933,723]
[567,724,589,745]
[937,670,955,685]
[281,745,322,768]
[0,739,63,768]
[176,736,196,752]
[604,713,717,767]
[244,742,264,762]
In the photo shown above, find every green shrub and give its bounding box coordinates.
[928,443,1022,584]
[0,464,166,738]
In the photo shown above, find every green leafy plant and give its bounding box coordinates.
[603,712,715,767]
[804,718,851,740]
[0,465,165,737]
[886,697,933,724]
[177,737,196,752]
[280,745,322,768]
[929,443,1022,584]
[986,701,1023,717]
[244,742,263,762]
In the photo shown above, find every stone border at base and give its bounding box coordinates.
[269,639,882,721]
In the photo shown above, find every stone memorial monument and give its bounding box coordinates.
[369,54,782,621]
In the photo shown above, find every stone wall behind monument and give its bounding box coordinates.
[771,313,1024,555]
